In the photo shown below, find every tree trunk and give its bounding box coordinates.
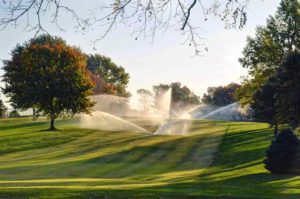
[274,124,278,137]
[50,116,56,130]
[32,107,36,121]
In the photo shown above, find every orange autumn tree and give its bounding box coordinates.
[87,54,130,97]
[2,35,95,130]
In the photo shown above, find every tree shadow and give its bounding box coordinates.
[0,121,48,131]
[0,132,222,180]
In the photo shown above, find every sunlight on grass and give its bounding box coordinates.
[1,117,299,198]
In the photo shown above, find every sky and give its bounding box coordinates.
[0,0,281,105]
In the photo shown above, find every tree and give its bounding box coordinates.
[235,77,261,106]
[251,54,300,133]
[251,76,279,135]
[0,0,249,54]
[2,34,95,130]
[275,54,300,129]
[238,0,300,105]
[202,83,240,106]
[87,54,130,97]
[264,129,300,174]
[0,98,7,118]
[171,82,200,105]
[153,82,199,110]
[137,89,154,114]
[201,93,213,105]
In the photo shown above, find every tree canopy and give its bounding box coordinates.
[250,76,279,135]
[237,0,300,105]
[251,54,300,132]
[274,54,300,128]
[87,54,130,97]
[202,83,240,106]
[2,34,95,129]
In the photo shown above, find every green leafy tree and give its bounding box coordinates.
[2,34,95,130]
[171,82,200,105]
[238,0,300,105]
[275,54,300,128]
[251,76,279,135]
[251,54,300,133]
[87,54,130,97]
[202,83,240,106]
[201,93,213,105]
[264,129,300,174]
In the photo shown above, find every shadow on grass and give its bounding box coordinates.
[211,128,273,167]
[0,129,94,155]
[0,121,48,131]
[0,132,222,180]
[0,173,298,199]
[124,172,298,198]
[0,122,299,198]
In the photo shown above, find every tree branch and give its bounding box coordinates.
[181,0,197,31]
[0,0,250,55]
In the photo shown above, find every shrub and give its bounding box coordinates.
[264,129,300,174]
[9,110,20,118]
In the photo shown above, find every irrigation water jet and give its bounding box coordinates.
[153,88,195,135]
[79,88,173,134]
[154,119,192,135]
[191,102,246,121]
[200,103,238,119]
[154,88,172,119]
[79,89,245,135]
[79,111,149,133]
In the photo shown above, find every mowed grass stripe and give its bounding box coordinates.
[2,118,300,198]
[0,131,149,168]
[113,122,227,177]
[176,134,221,169]
[85,136,183,177]
[104,137,185,177]
[0,118,233,192]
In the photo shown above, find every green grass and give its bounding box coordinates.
[0,117,299,198]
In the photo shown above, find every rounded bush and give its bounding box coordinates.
[9,110,20,118]
[264,129,300,174]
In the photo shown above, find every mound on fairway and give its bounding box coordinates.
[0,117,300,198]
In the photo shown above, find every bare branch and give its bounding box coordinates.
[0,0,250,55]
[181,0,197,31]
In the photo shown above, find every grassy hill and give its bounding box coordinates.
[0,117,300,198]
